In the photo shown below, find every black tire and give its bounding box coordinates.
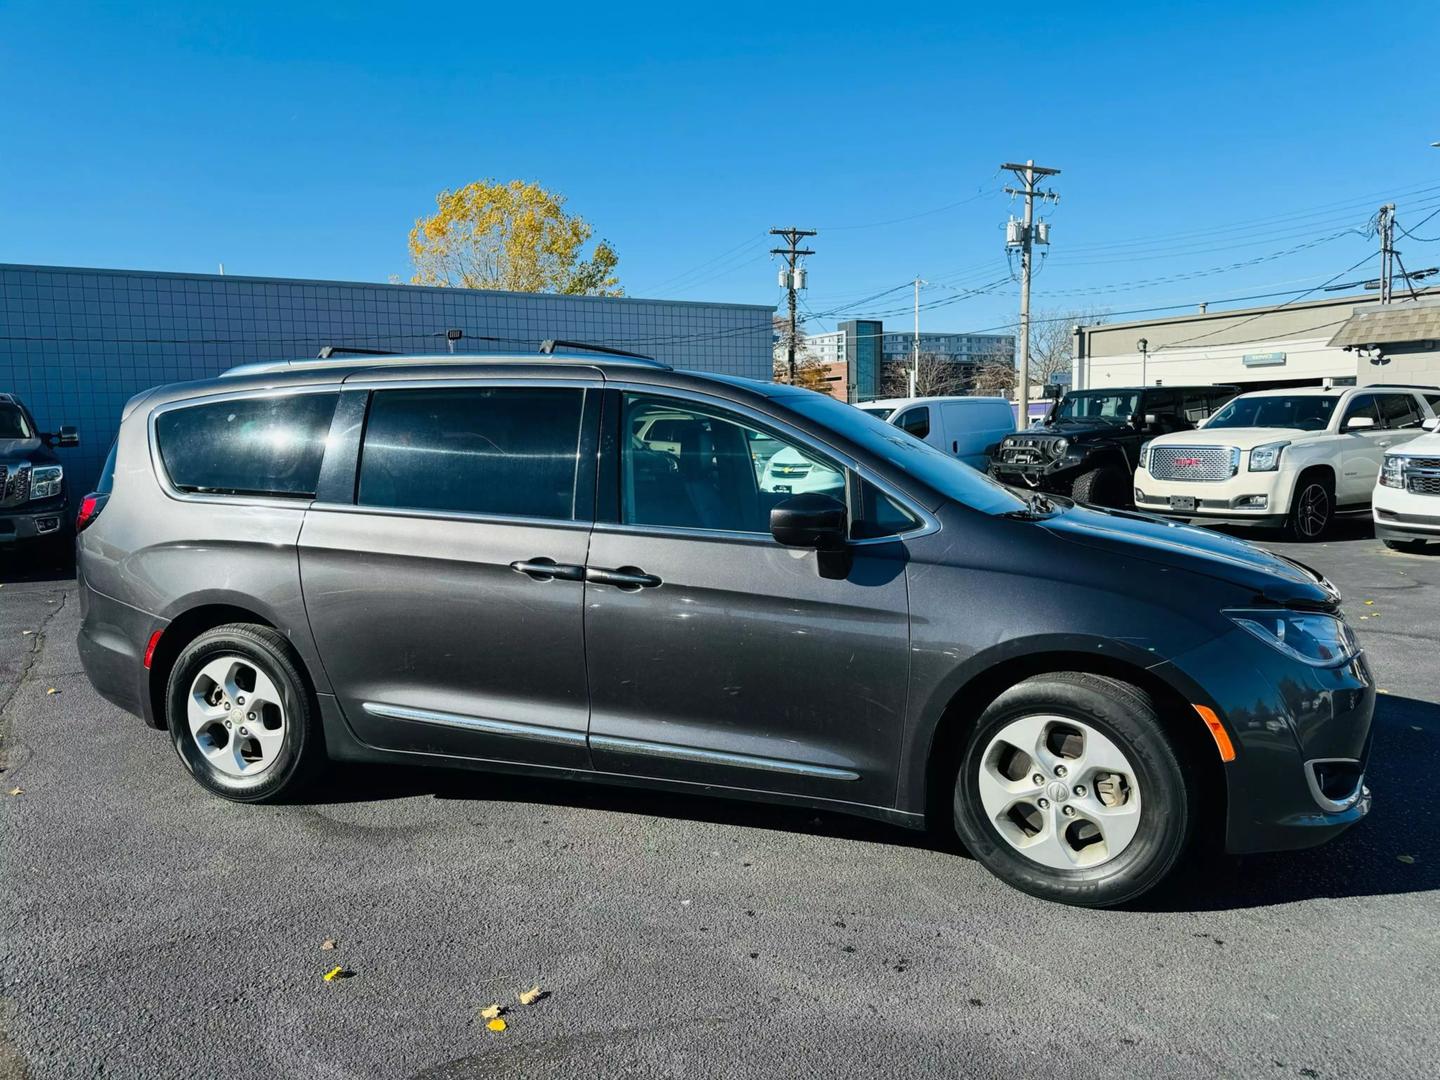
[952,672,1195,908]
[1382,538,1426,552]
[1287,472,1334,541]
[165,623,323,803]
[1070,466,1130,509]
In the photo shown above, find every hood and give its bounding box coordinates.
[1391,429,1440,456]
[1040,502,1339,609]
[1025,419,1130,440]
[0,436,47,463]
[1151,426,1311,451]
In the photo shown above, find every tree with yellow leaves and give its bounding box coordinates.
[409,179,622,296]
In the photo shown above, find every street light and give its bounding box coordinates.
[1137,337,1149,387]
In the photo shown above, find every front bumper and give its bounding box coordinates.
[987,459,1083,493]
[1155,624,1374,855]
[0,496,67,543]
[1133,468,1291,527]
[1372,483,1440,543]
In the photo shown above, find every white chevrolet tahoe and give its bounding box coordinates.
[1133,384,1438,540]
[1374,415,1440,550]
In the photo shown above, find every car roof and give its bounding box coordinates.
[220,351,671,379]
[1230,384,1433,399]
[1067,385,1235,393]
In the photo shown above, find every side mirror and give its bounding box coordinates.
[1343,415,1376,432]
[57,425,79,448]
[1423,417,1439,432]
[770,493,850,579]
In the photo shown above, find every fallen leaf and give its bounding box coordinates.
[45,688,59,695]
[1397,855,1416,864]
[479,1004,503,1019]
[1378,688,1390,694]
[21,630,33,636]
[323,966,351,982]
[320,938,337,950]
[7,787,21,797]
[1364,600,1375,605]
[517,984,543,1006]
[487,1018,507,1032]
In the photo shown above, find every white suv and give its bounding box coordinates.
[1134,384,1438,540]
[1374,416,1440,550]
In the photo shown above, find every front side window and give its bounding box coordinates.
[1340,394,1380,429]
[155,392,338,498]
[358,387,585,520]
[1377,393,1422,430]
[897,407,931,439]
[0,404,34,440]
[623,394,844,535]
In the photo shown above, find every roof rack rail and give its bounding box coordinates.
[219,350,672,378]
[539,338,658,363]
[317,345,396,359]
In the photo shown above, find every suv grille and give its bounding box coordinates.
[1408,474,1440,496]
[0,464,32,507]
[999,437,1064,466]
[1149,446,1237,482]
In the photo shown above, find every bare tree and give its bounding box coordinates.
[1027,307,1107,389]
[969,338,1017,396]
[879,352,972,398]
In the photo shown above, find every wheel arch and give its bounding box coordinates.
[145,601,279,730]
[913,646,1226,841]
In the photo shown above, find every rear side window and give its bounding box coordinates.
[358,387,585,520]
[155,393,338,498]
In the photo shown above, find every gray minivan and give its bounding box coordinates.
[77,353,1374,907]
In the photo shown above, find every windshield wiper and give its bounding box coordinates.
[1005,491,1060,519]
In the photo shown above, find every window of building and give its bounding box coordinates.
[155,392,338,498]
[358,387,585,520]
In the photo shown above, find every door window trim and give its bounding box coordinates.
[599,384,938,546]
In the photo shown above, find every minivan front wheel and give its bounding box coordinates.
[166,624,322,803]
[952,673,1195,907]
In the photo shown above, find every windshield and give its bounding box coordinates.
[1207,395,1337,431]
[0,404,34,440]
[858,406,895,421]
[782,393,1027,515]
[1055,391,1139,423]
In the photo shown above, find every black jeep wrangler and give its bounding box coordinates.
[988,385,1238,507]
[1,392,79,557]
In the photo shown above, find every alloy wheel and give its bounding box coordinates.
[186,655,287,778]
[1296,483,1330,539]
[976,713,1143,870]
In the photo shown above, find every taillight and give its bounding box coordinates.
[75,492,108,533]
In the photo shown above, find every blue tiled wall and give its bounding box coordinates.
[0,264,775,490]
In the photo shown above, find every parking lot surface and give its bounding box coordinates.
[2,525,1438,1080]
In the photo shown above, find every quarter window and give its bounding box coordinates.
[622,394,844,535]
[358,387,585,520]
[155,393,338,498]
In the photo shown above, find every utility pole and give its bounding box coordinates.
[1377,203,1396,304]
[770,226,817,383]
[910,276,927,398]
[1002,160,1060,425]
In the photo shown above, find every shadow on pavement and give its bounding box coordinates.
[0,543,75,584]
[301,692,1437,911]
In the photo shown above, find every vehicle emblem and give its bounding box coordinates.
[1174,457,1201,468]
[1045,780,1069,803]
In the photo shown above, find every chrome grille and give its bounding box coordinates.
[1148,445,1237,482]
[1406,457,1440,471]
[0,463,31,507]
[1409,474,1440,496]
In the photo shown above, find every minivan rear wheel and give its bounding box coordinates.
[952,672,1195,907]
[165,623,323,803]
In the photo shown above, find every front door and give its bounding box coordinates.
[299,381,598,768]
[583,390,913,808]
[1337,393,1389,506]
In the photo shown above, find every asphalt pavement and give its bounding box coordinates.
[2,524,1438,1080]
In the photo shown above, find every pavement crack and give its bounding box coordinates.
[0,589,68,770]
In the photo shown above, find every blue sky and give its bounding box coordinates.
[4,1,1440,335]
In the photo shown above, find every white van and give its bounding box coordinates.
[857,396,1015,469]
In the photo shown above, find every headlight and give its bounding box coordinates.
[1138,441,1152,471]
[30,465,63,500]
[1053,438,1069,456]
[1379,455,1405,488]
[1248,442,1288,472]
[1226,608,1360,668]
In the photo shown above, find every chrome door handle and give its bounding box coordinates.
[510,558,585,582]
[585,566,662,590]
